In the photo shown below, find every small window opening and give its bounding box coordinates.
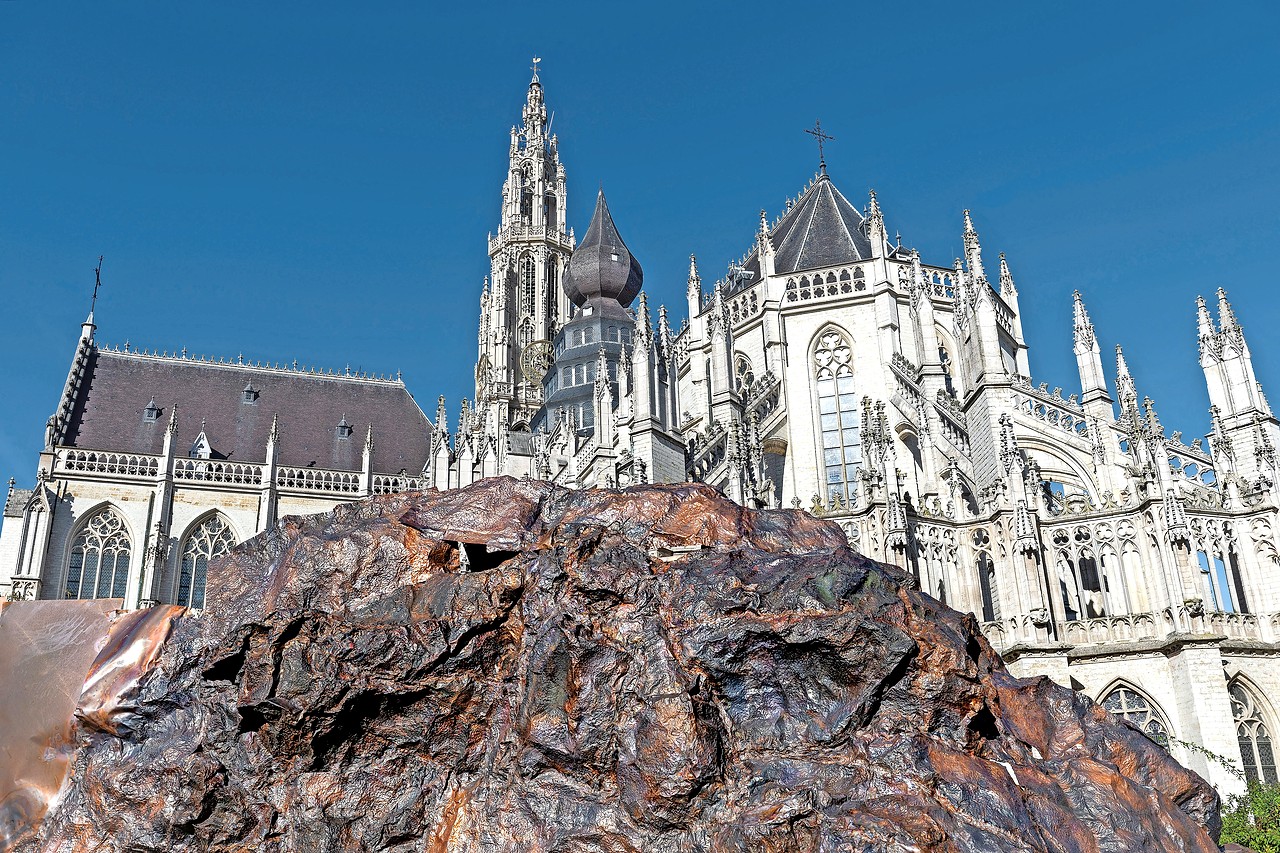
[143,398,161,422]
[336,415,354,440]
[242,383,258,404]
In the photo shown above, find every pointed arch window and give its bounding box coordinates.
[66,507,131,600]
[546,255,559,324]
[735,352,755,392]
[813,329,860,506]
[518,318,534,349]
[177,514,236,610]
[1231,682,1278,785]
[520,256,537,316]
[1101,686,1170,749]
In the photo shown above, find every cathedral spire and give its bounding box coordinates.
[1072,291,1095,349]
[998,252,1016,299]
[963,209,985,281]
[1073,291,1110,409]
[1217,287,1241,336]
[1196,295,1215,341]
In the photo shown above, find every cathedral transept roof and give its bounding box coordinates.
[769,172,874,274]
[60,350,434,473]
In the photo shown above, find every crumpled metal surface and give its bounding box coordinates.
[13,479,1222,851]
[0,599,118,850]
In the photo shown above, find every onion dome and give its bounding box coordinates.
[564,189,643,310]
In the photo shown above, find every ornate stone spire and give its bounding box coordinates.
[998,252,1016,299]
[963,209,985,281]
[1196,295,1215,342]
[1217,287,1241,336]
[1072,291,1095,350]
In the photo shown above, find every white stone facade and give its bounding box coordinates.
[6,71,1280,795]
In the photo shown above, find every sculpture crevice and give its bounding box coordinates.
[11,478,1222,852]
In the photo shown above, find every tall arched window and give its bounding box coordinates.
[735,352,755,392]
[1101,686,1170,749]
[1231,681,1278,785]
[520,256,537,316]
[519,170,533,222]
[518,318,534,348]
[178,514,235,610]
[813,329,860,505]
[66,507,131,600]
[546,256,559,324]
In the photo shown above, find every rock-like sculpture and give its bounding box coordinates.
[18,479,1220,851]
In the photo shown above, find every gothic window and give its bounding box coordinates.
[972,529,999,622]
[544,193,557,229]
[518,318,534,348]
[735,353,755,392]
[1197,550,1239,613]
[519,170,533,223]
[177,514,236,610]
[1101,686,1170,749]
[65,507,131,600]
[520,256,537,316]
[546,257,559,324]
[813,329,860,506]
[1231,682,1278,785]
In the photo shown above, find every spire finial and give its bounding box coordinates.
[1196,294,1215,338]
[530,56,541,83]
[89,255,104,321]
[1217,286,1240,333]
[1115,344,1131,379]
[1073,290,1096,350]
[998,252,1016,297]
[804,120,834,174]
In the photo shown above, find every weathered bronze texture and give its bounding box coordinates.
[15,479,1221,851]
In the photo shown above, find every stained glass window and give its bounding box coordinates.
[177,515,235,610]
[813,329,860,506]
[1101,686,1170,749]
[1231,682,1278,785]
[66,508,131,600]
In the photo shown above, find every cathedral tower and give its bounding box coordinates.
[475,63,574,430]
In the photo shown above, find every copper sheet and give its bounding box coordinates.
[0,599,119,850]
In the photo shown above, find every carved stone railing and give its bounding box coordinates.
[173,459,264,486]
[370,474,425,495]
[743,371,781,423]
[488,224,574,254]
[982,609,1274,655]
[782,265,868,305]
[276,466,361,495]
[58,450,161,479]
[1011,377,1089,439]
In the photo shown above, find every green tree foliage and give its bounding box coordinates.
[1222,781,1280,852]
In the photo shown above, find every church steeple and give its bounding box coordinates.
[476,63,574,431]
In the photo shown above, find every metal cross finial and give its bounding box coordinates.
[805,120,835,173]
[90,255,104,315]
[531,56,541,81]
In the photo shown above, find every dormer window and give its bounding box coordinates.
[336,416,353,440]
[242,383,258,404]
[143,398,161,422]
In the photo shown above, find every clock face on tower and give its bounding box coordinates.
[519,340,554,383]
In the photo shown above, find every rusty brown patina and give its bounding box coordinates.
[10,479,1224,851]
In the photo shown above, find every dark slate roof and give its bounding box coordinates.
[769,173,873,274]
[4,488,33,518]
[563,190,642,314]
[61,350,434,473]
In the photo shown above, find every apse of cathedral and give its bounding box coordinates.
[4,68,1280,795]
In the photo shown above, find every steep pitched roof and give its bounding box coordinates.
[769,173,873,274]
[61,350,434,474]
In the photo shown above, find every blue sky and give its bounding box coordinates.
[2,2,1278,485]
